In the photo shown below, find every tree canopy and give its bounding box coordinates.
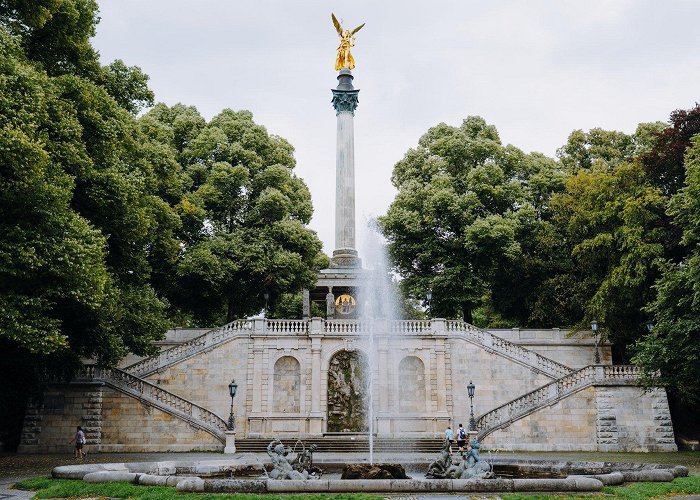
[0,0,324,449]
[379,116,565,324]
[381,106,700,416]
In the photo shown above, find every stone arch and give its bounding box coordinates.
[327,349,369,432]
[398,355,426,412]
[273,355,301,413]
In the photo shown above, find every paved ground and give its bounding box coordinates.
[0,450,698,498]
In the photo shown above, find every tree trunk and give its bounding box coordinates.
[226,297,235,323]
[462,303,473,324]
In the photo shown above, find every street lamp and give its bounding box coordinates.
[590,318,600,364]
[426,290,433,320]
[263,291,269,318]
[467,380,476,431]
[227,378,238,431]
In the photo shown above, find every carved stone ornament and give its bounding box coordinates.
[332,89,359,114]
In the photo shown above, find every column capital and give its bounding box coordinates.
[332,89,360,115]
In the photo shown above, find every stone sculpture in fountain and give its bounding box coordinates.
[266,439,321,480]
[426,436,493,480]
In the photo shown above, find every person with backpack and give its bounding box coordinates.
[456,423,467,455]
[444,425,454,456]
[69,425,86,459]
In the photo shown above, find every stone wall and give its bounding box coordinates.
[18,319,677,452]
[595,386,676,452]
[18,384,103,454]
[449,338,552,433]
[487,386,598,451]
[99,387,221,452]
[485,385,677,452]
[144,336,251,430]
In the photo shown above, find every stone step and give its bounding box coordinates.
[234,437,444,453]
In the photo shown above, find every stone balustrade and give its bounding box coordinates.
[77,366,227,443]
[447,320,573,378]
[476,364,642,439]
[125,318,575,383]
[125,320,253,377]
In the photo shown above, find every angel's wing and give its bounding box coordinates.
[331,13,342,36]
[350,23,365,36]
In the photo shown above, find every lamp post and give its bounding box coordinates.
[426,290,433,320]
[467,380,476,431]
[263,291,269,318]
[227,378,238,431]
[591,318,600,364]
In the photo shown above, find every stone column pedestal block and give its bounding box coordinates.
[224,430,237,454]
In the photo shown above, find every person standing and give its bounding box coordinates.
[456,423,467,455]
[444,425,454,456]
[69,426,85,459]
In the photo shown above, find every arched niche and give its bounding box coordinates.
[398,355,426,412]
[273,355,301,413]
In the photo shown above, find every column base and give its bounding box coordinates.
[224,430,236,454]
[330,248,362,268]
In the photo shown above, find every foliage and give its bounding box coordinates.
[14,477,382,500]
[379,116,565,323]
[633,136,700,406]
[143,104,325,325]
[542,161,667,358]
[382,106,700,407]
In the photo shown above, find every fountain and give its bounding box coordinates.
[358,220,397,464]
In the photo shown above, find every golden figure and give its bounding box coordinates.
[332,13,365,71]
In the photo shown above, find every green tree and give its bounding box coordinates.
[1,0,179,451]
[542,161,667,358]
[144,105,325,325]
[633,135,700,411]
[380,117,564,324]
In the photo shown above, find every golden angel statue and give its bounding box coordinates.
[332,13,365,71]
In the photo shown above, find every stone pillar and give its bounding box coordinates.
[376,336,392,435]
[308,317,324,434]
[432,319,449,417]
[224,430,236,454]
[330,69,361,269]
[302,289,310,319]
[435,340,448,415]
[252,341,264,413]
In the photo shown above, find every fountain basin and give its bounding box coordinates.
[51,457,689,493]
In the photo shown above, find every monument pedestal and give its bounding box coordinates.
[331,248,362,269]
[224,430,236,454]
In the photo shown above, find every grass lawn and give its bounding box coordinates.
[14,476,383,499]
[14,475,700,499]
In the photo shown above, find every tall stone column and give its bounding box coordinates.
[331,69,361,268]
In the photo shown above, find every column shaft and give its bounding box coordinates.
[335,112,355,250]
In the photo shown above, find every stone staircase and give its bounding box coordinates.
[124,318,574,380]
[475,365,641,440]
[85,319,590,451]
[445,321,573,379]
[77,365,227,444]
[235,436,444,453]
[124,319,253,377]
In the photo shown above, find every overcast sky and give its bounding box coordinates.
[92,1,700,255]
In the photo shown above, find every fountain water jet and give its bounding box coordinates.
[359,219,401,465]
